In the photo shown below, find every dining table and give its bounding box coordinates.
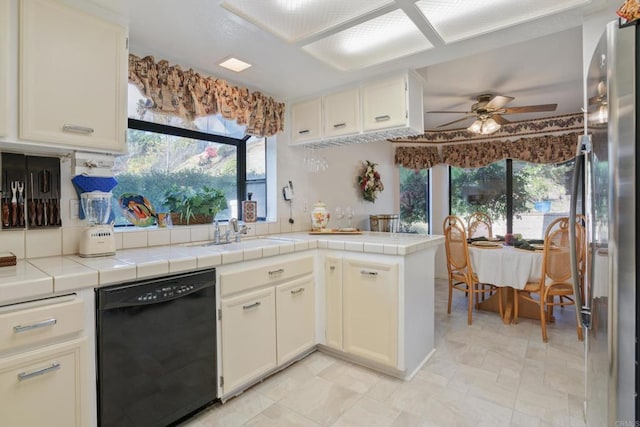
[468,242,545,324]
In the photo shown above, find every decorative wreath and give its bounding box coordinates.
[357,160,384,202]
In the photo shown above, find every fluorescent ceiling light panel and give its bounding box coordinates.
[415,0,590,43]
[219,57,252,72]
[221,0,394,42]
[302,9,433,70]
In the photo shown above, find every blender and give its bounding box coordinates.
[79,191,116,257]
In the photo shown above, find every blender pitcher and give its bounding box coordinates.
[79,191,116,257]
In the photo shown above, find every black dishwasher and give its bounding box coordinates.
[96,269,217,427]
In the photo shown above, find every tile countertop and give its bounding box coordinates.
[0,232,444,306]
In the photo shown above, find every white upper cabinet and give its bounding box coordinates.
[288,71,423,146]
[362,76,407,131]
[0,0,8,137]
[19,0,128,153]
[323,88,360,138]
[291,98,322,144]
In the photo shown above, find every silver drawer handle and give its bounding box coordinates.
[18,362,61,381]
[298,129,310,134]
[268,268,284,276]
[243,302,261,310]
[360,270,378,276]
[14,318,57,333]
[333,123,346,128]
[374,115,390,122]
[62,124,95,134]
[290,287,305,295]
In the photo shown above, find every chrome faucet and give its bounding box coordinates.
[213,220,221,244]
[229,218,249,242]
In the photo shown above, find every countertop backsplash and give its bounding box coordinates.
[0,213,376,260]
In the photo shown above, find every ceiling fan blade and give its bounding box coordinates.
[502,104,557,114]
[435,116,475,128]
[491,114,511,125]
[426,110,472,114]
[485,95,514,110]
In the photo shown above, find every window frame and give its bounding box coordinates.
[448,158,581,235]
[398,167,431,233]
[127,117,254,222]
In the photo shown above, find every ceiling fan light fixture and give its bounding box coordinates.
[467,117,501,135]
[481,117,501,134]
[467,119,483,134]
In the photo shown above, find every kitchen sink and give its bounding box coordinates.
[182,236,299,249]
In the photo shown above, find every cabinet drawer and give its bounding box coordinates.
[220,256,313,297]
[0,338,86,426]
[0,297,84,352]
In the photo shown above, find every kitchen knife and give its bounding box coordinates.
[29,173,36,227]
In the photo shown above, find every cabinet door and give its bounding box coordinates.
[0,0,8,137]
[0,338,87,426]
[362,76,407,131]
[275,275,315,365]
[343,259,399,367]
[324,256,343,350]
[323,88,360,138]
[221,287,276,394]
[19,0,127,152]
[290,98,322,143]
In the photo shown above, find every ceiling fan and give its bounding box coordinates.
[427,94,558,135]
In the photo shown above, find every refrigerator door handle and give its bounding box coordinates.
[569,139,588,329]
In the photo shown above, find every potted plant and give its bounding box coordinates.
[163,185,227,225]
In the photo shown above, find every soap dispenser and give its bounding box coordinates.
[243,192,257,223]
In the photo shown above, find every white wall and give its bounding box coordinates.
[276,139,398,231]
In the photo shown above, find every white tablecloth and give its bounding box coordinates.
[468,245,543,290]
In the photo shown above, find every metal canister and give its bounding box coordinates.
[369,214,399,232]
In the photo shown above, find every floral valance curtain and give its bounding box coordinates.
[394,146,440,169]
[395,132,580,169]
[128,55,285,137]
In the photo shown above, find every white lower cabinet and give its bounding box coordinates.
[220,287,277,394]
[0,338,87,426]
[276,275,315,365]
[324,256,343,350]
[325,256,400,368]
[218,254,315,397]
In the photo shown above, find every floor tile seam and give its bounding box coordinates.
[324,392,371,427]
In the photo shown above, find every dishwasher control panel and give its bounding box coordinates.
[136,284,197,302]
[97,269,215,310]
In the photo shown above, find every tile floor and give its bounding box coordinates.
[183,279,586,427]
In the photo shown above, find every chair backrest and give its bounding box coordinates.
[467,211,493,239]
[443,215,472,276]
[575,214,586,276]
[541,217,576,285]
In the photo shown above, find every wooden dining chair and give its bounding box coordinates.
[513,217,583,342]
[467,211,493,239]
[558,214,586,306]
[443,215,501,325]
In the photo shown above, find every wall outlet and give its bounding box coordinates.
[70,199,79,220]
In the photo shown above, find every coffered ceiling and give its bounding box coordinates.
[118,0,615,129]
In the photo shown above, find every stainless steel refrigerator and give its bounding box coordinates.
[570,19,637,426]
